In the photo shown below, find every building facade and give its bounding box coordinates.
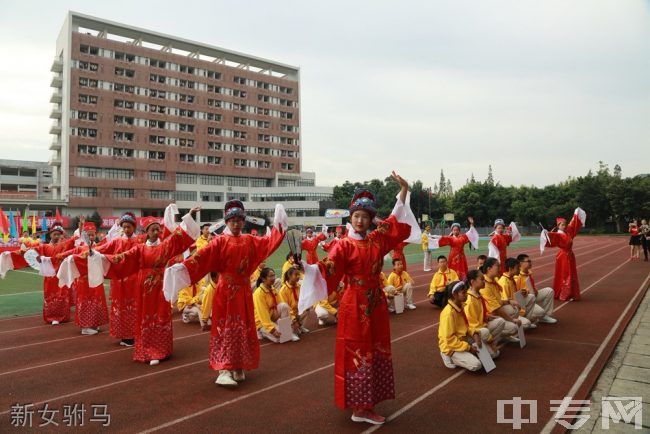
[49,11,336,226]
[0,159,62,216]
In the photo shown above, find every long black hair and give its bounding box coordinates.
[444,280,466,305]
[283,267,300,284]
[465,269,481,288]
[479,257,499,275]
[256,267,275,288]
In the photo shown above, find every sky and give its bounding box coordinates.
[0,0,648,190]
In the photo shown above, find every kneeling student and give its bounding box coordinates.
[279,267,309,334]
[498,258,538,328]
[176,282,202,324]
[464,269,504,356]
[479,257,524,343]
[253,268,299,343]
[438,280,483,371]
[385,259,416,311]
[428,256,459,307]
[516,254,557,324]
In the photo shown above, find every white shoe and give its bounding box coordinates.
[540,315,557,324]
[51,321,60,325]
[291,333,300,342]
[491,350,501,359]
[149,359,160,366]
[232,370,245,382]
[216,370,238,387]
[529,323,538,329]
[406,303,416,310]
[504,336,520,344]
[257,329,263,340]
[440,352,456,369]
[119,339,134,347]
[388,307,395,313]
[300,325,310,333]
[81,328,99,335]
[318,319,325,326]
[351,412,386,425]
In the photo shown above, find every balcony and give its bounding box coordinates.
[50,90,62,103]
[49,140,61,151]
[50,58,63,73]
[49,106,62,119]
[50,74,63,88]
[49,122,61,135]
[48,156,61,166]
[48,178,61,189]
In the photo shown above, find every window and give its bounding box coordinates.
[70,187,97,197]
[79,77,98,88]
[113,188,134,199]
[207,99,222,108]
[250,178,271,188]
[80,44,99,55]
[176,173,197,184]
[149,171,166,181]
[179,123,195,133]
[149,135,166,145]
[206,113,222,122]
[208,127,222,136]
[112,148,134,158]
[114,115,134,125]
[76,128,97,138]
[113,131,134,141]
[114,51,135,62]
[179,65,195,74]
[178,138,194,147]
[105,168,134,179]
[200,174,223,185]
[114,99,135,109]
[77,144,98,155]
[77,111,98,121]
[234,158,247,167]
[115,67,135,77]
[79,61,99,71]
[174,190,197,201]
[114,83,135,94]
[200,192,222,202]
[148,151,165,160]
[79,94,98,104]
[150,190,171,200]
[206,70,222,80]
[179,153,195,163]
[226,176,248,187]
[207,156,221,165]
[208,142,222,151]
[281,163,295,171]
[150,59,166,68]
[149,104,166,114]
[75,167,101,178]
[178,93,194,103]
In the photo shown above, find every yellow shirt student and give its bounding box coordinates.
[387,271,414,292]
[195,234,210,251]
[250,266,263,288]
[421,232,429,251]
[316,289,340,316]
[200,280,216,322]
[464,290,493,340]
[498,274,518,301]
[176,284,201,311]
[438,300,471,355]
[480,275,507,314]
[428,268,459,297]
[279,282,301,321]
[253,284,282,333]
[281,261,303,280]
[514,270,533,292]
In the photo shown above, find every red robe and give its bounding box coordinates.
[490,233,512,273]
[546,215,583,301]
[95,234,146,339]
[391,241,409,271]
[181,228,284,371]
[60,246,109,329]
[301,232,327,264]
[438,234,470,280]
[35,237,77,323]
[320,215,411,410]
[104,228,194,362]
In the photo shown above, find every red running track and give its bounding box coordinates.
[0,236,647,433]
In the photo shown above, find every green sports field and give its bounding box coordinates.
[0,237,540,318]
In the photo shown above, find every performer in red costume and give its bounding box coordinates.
[487,218,520,273]
[301,226,327,264]
[162,201,286,387]
[541,207,586,301]
[310,171,421,425]
[432,217,479,280]
[323,225,346,252]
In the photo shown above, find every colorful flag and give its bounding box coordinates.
[55,207,62,223]
[31,214,37,234]
[0,208,9,242]
[22,209,28,234]
[8,211,18,239]
[41,213,48,242]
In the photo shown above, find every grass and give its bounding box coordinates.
[0,237,540,318]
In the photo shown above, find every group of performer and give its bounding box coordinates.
[0,169,600,426]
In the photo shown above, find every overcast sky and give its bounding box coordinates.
[0,0,648,190]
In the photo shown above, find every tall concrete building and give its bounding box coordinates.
[49,11,336,225]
